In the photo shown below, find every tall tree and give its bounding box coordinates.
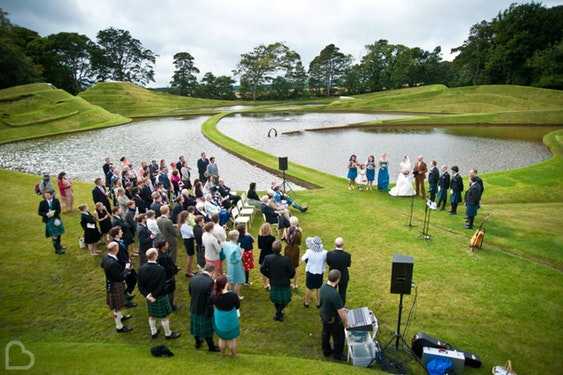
[196,72,236,100]
[169,52,199,96]
[308,44,352,96]
[0,11,41,88]
[451,20,494,86]
[27,32,94,94]
[91,27,157,86]
[233,42,302,100]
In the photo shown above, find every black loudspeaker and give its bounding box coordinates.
[279,157,288,171]
[390,254,414,295]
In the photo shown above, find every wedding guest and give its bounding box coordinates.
[206,156,220,185]
[260,240,295,322]
[319,270,349,361]
[356,163,367,191]
[197,152,209,182]
[246,182,262,208]
[302,236,327,308]
[38,190,65,255]
[202,221,222,273]
[428,160,440,202]
[326,237,352,306]
[210,274,241,357]
[189,263,220,352]
[282,216,302,289]
[94,202,112,247]
[437,165,451,211]
[39,173,54,195]
[449,166,464,215]
[464,176,482,229]
[79,203,100,256]
[56,172,74,211]
[156,205,178,263]
[92,177,111,212]
[222,230,245,300]
[365,155,376,191]
[377,152,390,191]
[136,213,155,265]
[102,241,133,333]
[237,224,255,287]
[258,223,276,290]
[347,154,358,190]
[155,239,179,311]
[193,215,206,271]
[178,210,197,277]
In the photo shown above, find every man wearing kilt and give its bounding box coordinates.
[449,166,464,215]
[464,176,482,229]
[189,263,220,352]
[437,165,451,211]
[38,189,66,254]
[138,248,181,340]
[102,242,133,333]
[260,240,296,322]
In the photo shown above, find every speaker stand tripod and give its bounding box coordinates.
[405,194,415,229]
[419,199,436,241]
[281,169,295,195]
[381,293,428,374]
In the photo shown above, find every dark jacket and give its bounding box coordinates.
[189,272,214,316]
[260,253,295,288]
[138,261,167,298]
[326,249,352,283]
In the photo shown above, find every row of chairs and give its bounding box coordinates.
[231,192,256,229]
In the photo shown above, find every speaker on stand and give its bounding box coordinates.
[278,157,294,194]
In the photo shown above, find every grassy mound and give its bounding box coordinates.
[78,82,236,117]
[0,83,131,144]
[325,85,563,124]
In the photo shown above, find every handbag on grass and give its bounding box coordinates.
[492,360,517,375]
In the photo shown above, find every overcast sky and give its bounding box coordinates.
[2,0,561,88]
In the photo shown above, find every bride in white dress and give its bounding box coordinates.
[389,156,416,197]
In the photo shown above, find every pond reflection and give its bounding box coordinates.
[217,113,555,182]
[0,113,555,190]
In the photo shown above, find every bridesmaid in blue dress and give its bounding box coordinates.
[365,155,376,190]
[346,154,358,190]
[377,152,390,191]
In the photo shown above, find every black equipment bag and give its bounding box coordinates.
[411,332,452,358]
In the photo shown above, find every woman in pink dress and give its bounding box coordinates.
[57,172,74,212]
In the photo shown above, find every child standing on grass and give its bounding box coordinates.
[237,224,255,287]
[356,163,367,191]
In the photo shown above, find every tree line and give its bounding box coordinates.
[1,2,561,99]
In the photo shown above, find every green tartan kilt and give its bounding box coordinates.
[190,313,214,338]
[45,217,65,237]
[147,294,172,318]
[270,286,292,305]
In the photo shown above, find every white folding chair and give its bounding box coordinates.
[233,206,251,229]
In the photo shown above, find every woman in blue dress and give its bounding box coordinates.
[347,154,358,190]
[211,274,241,357]
[222,230,245,300]
[365,155,376,190]
[377,152,390,191]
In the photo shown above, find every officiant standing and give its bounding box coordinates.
[413,155,428,197]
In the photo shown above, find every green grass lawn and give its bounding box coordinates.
[0,82,562,374]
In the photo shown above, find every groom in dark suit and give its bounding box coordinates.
[326,237,352,306]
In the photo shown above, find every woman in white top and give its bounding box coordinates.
[389,156,416,197]
[301,236,327,308]
[202,221,222,274]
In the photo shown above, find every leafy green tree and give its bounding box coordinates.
[27,32,94,94]
[196,72,236,100]
[91,27,157,86]
[0,10,41,88]
[526,40,563,89]
[308,44,352,96]
[169,52,200,96]
[451,20,494,86]
[233,42,302,100]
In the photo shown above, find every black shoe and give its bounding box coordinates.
[208,346,220,352]
[333,354,347,361]
[116,326,133,333]
[323,350,334,357]
[165,332,181,340]
[440,207,445,211]
[464,225,473,229]
[195,339,203,349]
[55,249,65,254]
[121,314,132,322]
[300,206,308,212]
[125,292,135,300]
[449,212,457,215]
[171,304,179,311]
[273,314,284,322]
[124,302,137,308]
[303,302,309,308]
[151,328,161,339]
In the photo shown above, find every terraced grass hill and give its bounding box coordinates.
[78,81,236,117]
[0,83,130,144]
[327,84,563,124]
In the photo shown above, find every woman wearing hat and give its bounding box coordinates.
[301,236,327,308]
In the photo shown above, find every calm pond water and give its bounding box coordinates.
[0,113,555,190]
[217,112,555,182]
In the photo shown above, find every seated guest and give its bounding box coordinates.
[217,179,241,209]
[181,188,197,209]
[246,182,262,209]
[260,195,289,229]
[272,182,308,213]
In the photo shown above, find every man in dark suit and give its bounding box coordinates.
[156,205,178,263]
[138,248,181,340]
[102,241,133,333]
[38,189,66,254]
[449,166,464,215]
[217,179,241,209]
[189,263,220,352]
[427,160,440,203]
[260,240,296,322]
[326,237,352,306]
[437,165,451,211]
[469,169,484,199]
[413,155,428,197]
[103,157,112,187]
[131,186,147,214]
[93,177,111,212]
[464,176,483,229]
[197,152,209,182]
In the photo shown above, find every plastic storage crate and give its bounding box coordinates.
[349,340,378,367]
